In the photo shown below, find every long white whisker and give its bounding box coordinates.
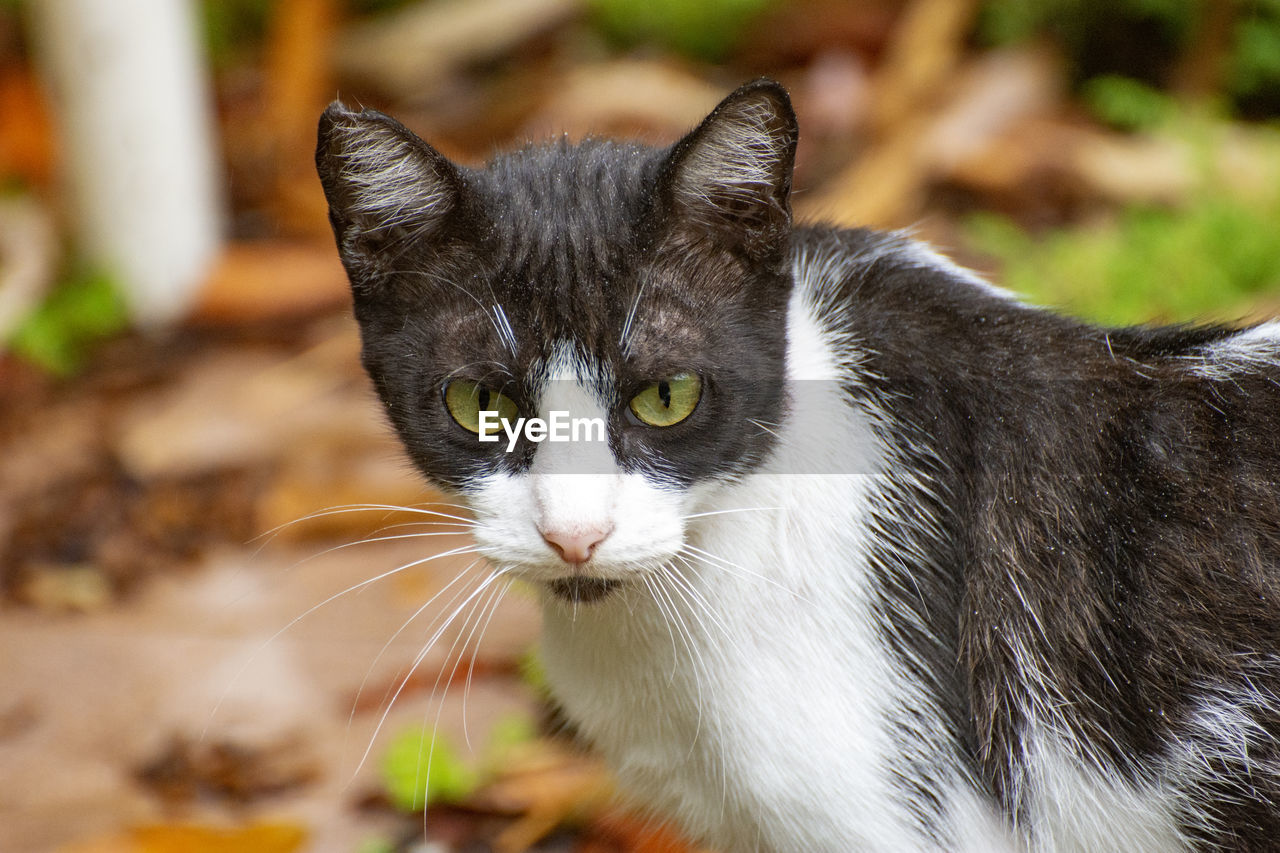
[650,565,708,748]
[747,418,783,439]
[289,529,477,572]
[353,571,503,778]
[412,572,507,825]
[206,543,482,739]
[346,562,480,734]
[254,502,475,542]
[682,506,781,520]
[667,557,737,644]
[641,573,681,680]
[361,569,493,729]
[682,544,812,605]
[459,580,511,749]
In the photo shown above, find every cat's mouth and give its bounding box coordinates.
[547,576,622,604]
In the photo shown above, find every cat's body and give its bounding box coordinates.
[317,81,1280,851]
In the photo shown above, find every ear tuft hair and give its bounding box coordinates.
[315,102,461,268]
[661,80,798,255]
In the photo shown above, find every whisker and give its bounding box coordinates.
[412,574,509,825]
[205,543,483,740]
[682,544,813,605]
[649,565,708,747]
[666,557,737,644]
[641,573,681,681]
[747,418,783,439]
[346,562,481,734]
[353,570,503,778]
[682,506,781,521]
[253,502,476,543]
[286,529,477,575]
[458,580,512,749]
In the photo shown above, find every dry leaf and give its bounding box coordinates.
[59,822,307,853]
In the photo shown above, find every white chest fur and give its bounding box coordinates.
[536,282,1008,851]
[530,270,1190,852]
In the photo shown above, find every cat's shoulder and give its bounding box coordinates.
[788,225,1021,315]
[788,223,1280,376]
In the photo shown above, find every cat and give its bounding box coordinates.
[315,79,1280,852]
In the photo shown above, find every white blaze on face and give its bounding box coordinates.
[468,341,688,580]
[530,343,620,562]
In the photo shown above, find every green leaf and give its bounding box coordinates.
[485,712,539,768]
[8,267,129,376]
[380,727,478,812]
[964,186,1280,326]
[1082,75,1175,132]
[518,645,549,695]
[588,0,773,60]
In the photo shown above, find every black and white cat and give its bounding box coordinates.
[316,80,1280,851]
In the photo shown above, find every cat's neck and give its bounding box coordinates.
[536,261,997,850]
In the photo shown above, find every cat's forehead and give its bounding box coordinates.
[476,139,658,257]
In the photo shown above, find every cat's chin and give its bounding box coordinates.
[546,576,623,604]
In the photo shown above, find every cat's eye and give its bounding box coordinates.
[443,380,519,437]
[629,373,701,427]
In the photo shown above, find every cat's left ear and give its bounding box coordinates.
[315,101,466,284]
[659,79,798,257]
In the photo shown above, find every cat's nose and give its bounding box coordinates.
[540,525,612,564]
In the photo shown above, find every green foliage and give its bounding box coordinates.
[200,0,274,66]
[977,0,1196,49]
[379,711,540,813]
[965,192,1280,325]
[1231,4,1280,100]
[979,0,1280,118]
[1082,74,1175,130]
[380,727,479,812]
[484,712,538,767]
[977,0,1058,45]
[518,645,549,695]
[588,0,773,60]
[8,267,129,376]
[355,840,396,853]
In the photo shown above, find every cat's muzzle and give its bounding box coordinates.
[547,576,622,603]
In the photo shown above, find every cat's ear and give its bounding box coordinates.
[659,79,798,256]
[315,102,463,271]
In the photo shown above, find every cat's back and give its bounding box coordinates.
[789,224,1280,850]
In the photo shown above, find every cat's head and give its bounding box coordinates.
[316,80,798,602]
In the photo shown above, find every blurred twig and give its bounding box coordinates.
[798,0,980,227]
[0,197,57,345]
[335,0,582,97]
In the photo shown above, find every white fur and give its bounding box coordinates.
[1021,734,1188,853]
[675,96,783,213]
[1162,673,1280,841]
[469,342,685,583]
[896,235,1021,302]
[1185,321,1280,380]
[465,245,1280,851]
[470,268,1018,849]
[332,119,447,230]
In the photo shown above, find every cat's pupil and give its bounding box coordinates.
[658,381,671,409]
[478,387,491,410]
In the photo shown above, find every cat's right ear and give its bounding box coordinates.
[315,102,463,277]
[658,79,798,258]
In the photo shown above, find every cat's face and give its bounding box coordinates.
[317,81,799,602]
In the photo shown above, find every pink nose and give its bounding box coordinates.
[541,526,611,564]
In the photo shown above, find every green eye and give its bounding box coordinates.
[443,380,519,436]
[629,373,701,427]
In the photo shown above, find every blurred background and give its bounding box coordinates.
[2,0,1279,851]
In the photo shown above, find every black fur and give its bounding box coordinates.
[316,85,794,490]
[318,81,1280,849]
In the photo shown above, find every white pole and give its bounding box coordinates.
[30,0,223,327]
